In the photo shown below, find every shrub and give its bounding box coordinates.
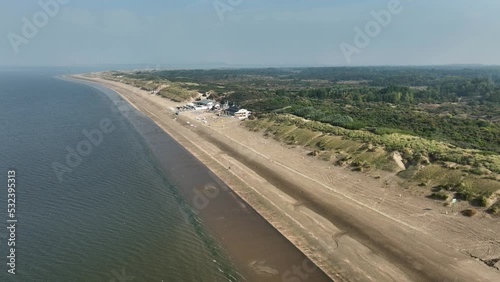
[455,191,475,201]
[477,196,489,207]
[468,167,487,175]
[344,121,366,130]
[336,155,352,166]
[487,201,500,215]
[429,191,449,201]
[454,181,476,201]
[308,150,320,157]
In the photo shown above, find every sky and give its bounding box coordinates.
[1,0,499,67]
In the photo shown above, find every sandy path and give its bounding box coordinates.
[71,74,500,282]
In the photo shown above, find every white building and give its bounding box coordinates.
[234,109,251,120]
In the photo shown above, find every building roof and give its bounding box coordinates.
[226,106,240,113]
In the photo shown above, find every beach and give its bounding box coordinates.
[71,74,500,282]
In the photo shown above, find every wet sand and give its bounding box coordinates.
[134,114,332,282]
[65,76,332,282]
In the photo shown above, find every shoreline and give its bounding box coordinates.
[63,75,332,281]
[68,74,500,281]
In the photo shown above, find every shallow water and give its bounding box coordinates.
[0,70,238,281]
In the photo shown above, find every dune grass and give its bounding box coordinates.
[158,85,198,102]
[243,114,500,199]
[488,201,500,215]
[246,114,500,174]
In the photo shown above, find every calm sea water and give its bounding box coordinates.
[0,69,239,281]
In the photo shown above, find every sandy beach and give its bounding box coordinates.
[71,74,500,282]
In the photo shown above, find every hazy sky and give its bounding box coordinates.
[1,0,499,67]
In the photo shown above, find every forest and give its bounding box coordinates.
[114,66,500,153]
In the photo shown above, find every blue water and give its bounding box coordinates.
[0,69,238,281]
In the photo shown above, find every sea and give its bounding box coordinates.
[0,68,240,281]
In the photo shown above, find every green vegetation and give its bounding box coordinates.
[429,191,449,201]
[477,195,490,207]
[246,114,500,174]
[488,201,500,215]
[106,66,500,211]
[102,72,198,102]
[158,85,198,102]
[112,66,500,152]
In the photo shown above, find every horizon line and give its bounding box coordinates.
[2,63,500,70]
